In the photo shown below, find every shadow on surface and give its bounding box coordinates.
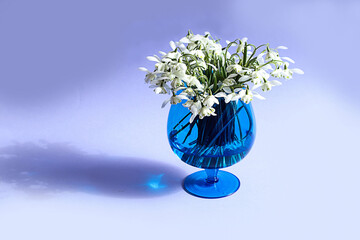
[0,142,186,198]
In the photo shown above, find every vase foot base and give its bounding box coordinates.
[183,170,240,199]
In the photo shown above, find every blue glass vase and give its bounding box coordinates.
[167,98,256,198]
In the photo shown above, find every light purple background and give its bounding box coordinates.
[0,0,359,239]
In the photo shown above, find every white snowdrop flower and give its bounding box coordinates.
[257,80,282,92]
[183,87,196,97]
[188,101,202,123]
[141,30,303,121]
[171,78,184,88]
[239,67,254,75]
[282,69,292,79]
[171,63,187,79]
[278,63,304,79]
[155,62,167,72]
[271,68,284,78]
[224,92,237,103]
[215,91,241,103]
[262,80,282,91]
[197,61,208,70]
[265,50,281,62]
[144,72,157,83]
[212,43,223,56]
[238,89,265,104]
[191,101,202,113]
[160,72,174,81]
[226,64,242,73]
[191,50,205,59]
[256,54,273,71]
[180,34,204,44]
[170,95,181,104]
[187,76,204,90]
[223,78,236,87]
[252,77,262,86]
[203,95,219,107]
[162,94,189,108]
[165,52,181,61]
[154,86,167,94]
[199,106,216,119]
[187,42,197,50]
[252,69,269,81]
[171,62,187,74]
[170,94,188,104]
[183,99,195,108]
[241,93,252,104]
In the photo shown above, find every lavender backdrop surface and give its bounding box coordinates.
[0,0,359,239]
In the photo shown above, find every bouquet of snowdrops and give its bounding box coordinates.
[139,30,303,123]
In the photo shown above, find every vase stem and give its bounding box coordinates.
[205,168,219,183]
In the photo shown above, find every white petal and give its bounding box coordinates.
[146,56,160,62]
[234,88,243,93]
[178,94,189,100]
[192,35,203,41]
[180,37,190,43]
[239,75,251,81]
[224,93,236,103]
[169,41,176,51]
[276,46,288,50]
[154,87,162,94]
[262,64,273,71]
[190,113,198,123]
[226,40,231,45]
[253,92,265,100]
[163,83,171,91]
[282,57,295,64]
[252,84,261,90]
[174,87,186,92]
[228,73,238,78]
[232,94,242,101]
[158,51,166,56]
[223,87,232,94]
[138,67,149,72]
[238,89,246,97]
[215,92,227,98]
[291,68,304,74]
[162,99,170,108]
[271,80,282,86]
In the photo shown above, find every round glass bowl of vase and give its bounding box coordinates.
[140,30,303,198]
